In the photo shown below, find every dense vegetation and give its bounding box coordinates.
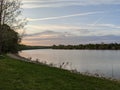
[0,0,25,54]
[0,55,120,90]
[19,43,120,51]
[0,24,20,54]
[19,44,51,50]
[52,43,120,50]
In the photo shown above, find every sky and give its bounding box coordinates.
[21,0,120,46]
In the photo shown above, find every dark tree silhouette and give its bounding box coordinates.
[1,24,20,53]
[0,0,26,54]
[52,43,120,50]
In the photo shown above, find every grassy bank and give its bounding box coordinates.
[0,56,120,90]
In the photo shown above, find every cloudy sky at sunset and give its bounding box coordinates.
[22,0,120,46]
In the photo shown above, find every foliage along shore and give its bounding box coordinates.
[0,55,120,90]
[52,43,120,50]
[19,43,120,50]
[18,44,51,50]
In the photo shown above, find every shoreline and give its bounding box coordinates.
[7,53,32,62]
[1,55,120,89]
[7,53,48,66]
[7,53,118,81]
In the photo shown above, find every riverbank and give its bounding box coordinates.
[0,55,120,90]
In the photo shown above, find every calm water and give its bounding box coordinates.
[19,49,120,79]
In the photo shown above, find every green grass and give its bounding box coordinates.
[0,56,120,90]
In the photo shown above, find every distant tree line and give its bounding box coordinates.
[19,44,51,50]
[52,43,120,50]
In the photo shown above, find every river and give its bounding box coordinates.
[19,49,120,79]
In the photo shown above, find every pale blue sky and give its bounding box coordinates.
[22,0,120,46]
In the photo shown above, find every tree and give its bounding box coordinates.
[0,0,26,54]
[1,24,20,53]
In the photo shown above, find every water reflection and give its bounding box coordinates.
[19,49,120,79]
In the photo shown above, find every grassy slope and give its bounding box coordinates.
[0,56,120,90]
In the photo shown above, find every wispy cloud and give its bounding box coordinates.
[26,23,120,31]
[25,23,120,37]
[24,30,74,39]
[22,0,120,8]
[22,34,120,46]
[27,11,104,21]
[89,24,120,29]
